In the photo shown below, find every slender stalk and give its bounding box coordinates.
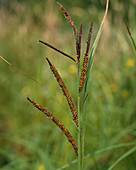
[125,22,136,51]
[78,94,82,169]
[0,56,40,84]
[81,88,88,168]
[77,63,82,169]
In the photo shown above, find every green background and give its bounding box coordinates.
[0,0,136,169]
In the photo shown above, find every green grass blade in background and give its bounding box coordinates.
[108,145,136,170]
[0,56,40,84]
[79,0,109,94]
[86,0,109,79]
[125,23,136,51]
[58,141,136,169]
[80,0,109,168]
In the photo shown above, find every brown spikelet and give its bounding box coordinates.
[46,58,78,127]
[27,97,78,156]
[77,23,82,62]
[57,2,79,63]
[79,22,93,92]
[79,55,89,92]
[38,40,76,62]
[85,22,93,56]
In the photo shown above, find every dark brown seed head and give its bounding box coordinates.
[27,97,78,156]
[57,2,79,63]
[46,58,78,127]
[79,22,93,92]
[85,22,93,56]
[77,23,82,62]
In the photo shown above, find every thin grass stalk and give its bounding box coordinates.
[27,97,78,156]
[0,56,40,84]
[80,0,109,167]
[58,141,136,170]
[77,63,82,169]
[125,23,136,51]
[78,94,82,169]
[81,88,88,168]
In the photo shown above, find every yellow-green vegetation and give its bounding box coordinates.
[0,0,136,170]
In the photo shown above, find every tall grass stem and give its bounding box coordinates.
[77,63,83,169]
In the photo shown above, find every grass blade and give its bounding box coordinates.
[79,0,109,168]
[125,23,136,51]
[38,40,76,62]
[108,146,136,170]
[86,0,109,78]
[57,141,136,169]
[0,56,40,84]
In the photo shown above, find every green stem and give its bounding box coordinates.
[81,91,88,168]
[78,94,82,170]
[77,63,83,170]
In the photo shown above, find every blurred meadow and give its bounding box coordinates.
[0,0,136,169]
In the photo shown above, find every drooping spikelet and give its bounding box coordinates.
[79,22,93,92]
[38,40,76,62]
[27,97,78,156]
[57,2,79,63]
[46,58,78,127]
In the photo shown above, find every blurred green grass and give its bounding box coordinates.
[0,0,136,169]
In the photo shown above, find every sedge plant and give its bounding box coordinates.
[0,0,109,169]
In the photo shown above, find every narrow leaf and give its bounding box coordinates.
[0,56,40,84]
[57,141,136,169]
[108,146,136,170]
[38,40,76,62]
[125,22,136,51]
[86,0,109,77]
